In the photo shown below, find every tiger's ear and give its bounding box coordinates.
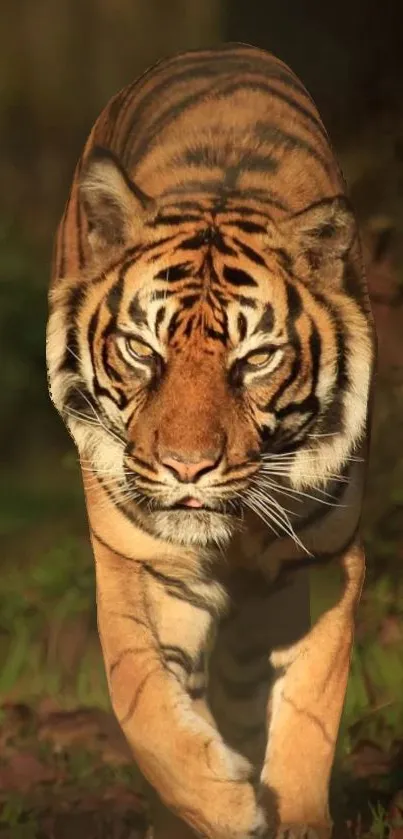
[78,147,155,252]
[270,196,356,281]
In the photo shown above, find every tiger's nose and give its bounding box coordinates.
[160,454,220,483]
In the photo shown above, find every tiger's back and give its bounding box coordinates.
[55,43,347,283]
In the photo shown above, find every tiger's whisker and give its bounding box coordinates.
[256,474,344,506]
[72,387,126,448]
[243,487,311,555]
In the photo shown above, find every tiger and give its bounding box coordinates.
[46,43,376,839]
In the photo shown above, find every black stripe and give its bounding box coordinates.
[128,295,147,326]
[183,316,195,338]
[175,146,278,176]
[101,341,123,383]
[155,307,165,338]
[308,319,321,395]
[225,197,288,214]
[179,232,210,250]
[88,307,128,410]
[151,289,175,301]
[160,182,285,204]
[180,294,199,309]
[147,213,202,228]
[205,325,227,343]
[109,646,149,678]
[188,684,206,699]
[209,231,238,257]
[88,306,100,383]
[107,275,125,315]
[232,238,267,267]
[90,527,142,562]
[159,199,206,214]
[94,381,128,410]
[217,80,328,142]
[229,294,257,309]
[253,304,274,335]
[155,262,193,281]
[119,670,155,726]
[126,79,226,168]
[167,311,180,340]
[125,235,180,262]
[108,611,150,630]
[223,265,258,288]
[88,252,136,286]
[142,565,219,617]
[161,645,194,675]
[123,73,323,186]
[223,204,272,217]
[127,454,158,474]
[254,121,331,172]
[269,283,302,409]
[58,285,87,374]
[276,393,319,420]
[237,312,248,341]
[230,219,268,235]
[313,296,348,436]
[121,47,309,162]
[100,318,124,383]
[63,382,96,420]
[121,63,221,159]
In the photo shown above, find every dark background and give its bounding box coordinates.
[1,1,403,835]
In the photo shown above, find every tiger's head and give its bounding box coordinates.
[47,148,374,549]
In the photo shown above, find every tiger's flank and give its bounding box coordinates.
[46,43,376,839]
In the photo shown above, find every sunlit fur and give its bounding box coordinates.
[46,43,376,839]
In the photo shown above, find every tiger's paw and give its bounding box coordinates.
[187,792,271,839]
[185,741,272,838]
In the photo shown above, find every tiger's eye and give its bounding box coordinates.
[246,350,273,368]
[126,338,155,360]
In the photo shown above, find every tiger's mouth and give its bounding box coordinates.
[148,506,238,547]
[172,496,206,510]
[169,496,222,511]
[143,494,242,547]
[155,494,239,516]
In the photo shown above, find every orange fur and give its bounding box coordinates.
[47,44,376,839]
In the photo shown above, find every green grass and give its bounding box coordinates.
[0,451,110,710]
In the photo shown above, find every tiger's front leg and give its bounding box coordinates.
[260,542,365,838]
[92,531,272,839]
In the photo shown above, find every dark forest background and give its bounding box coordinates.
[1,1,403,836]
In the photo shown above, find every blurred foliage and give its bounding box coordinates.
[0,221,51,464]
[0,0,222,243]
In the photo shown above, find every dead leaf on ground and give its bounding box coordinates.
[0,751,56,791]
[37,706,132,765]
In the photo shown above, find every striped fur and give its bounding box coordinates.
[47,44,375,839]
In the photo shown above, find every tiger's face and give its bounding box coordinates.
[47,150,373,549]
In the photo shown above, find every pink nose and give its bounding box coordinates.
[160,455,218,483]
